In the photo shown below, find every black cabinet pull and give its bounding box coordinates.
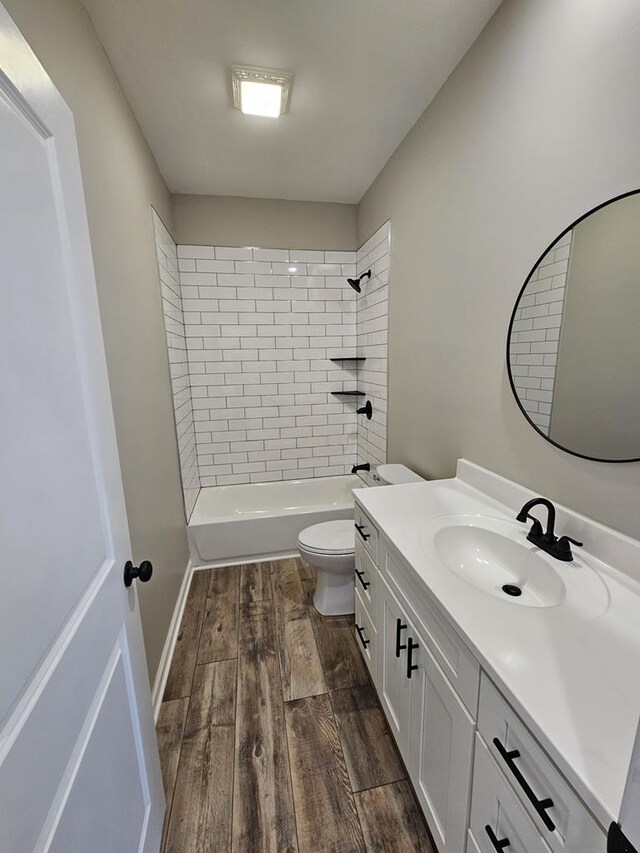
[406,637,419,678]
[124,560,153,588]
[492,738,556,831]
[485,825,511,851]
[395,618,407,657]
[355,568,370,590]
[355,523,370,541]
[355,623,370,648]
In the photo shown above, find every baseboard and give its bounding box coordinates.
[151,559,194,721]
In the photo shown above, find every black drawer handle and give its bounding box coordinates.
[406,637,419,678]
[355,523,370,541]
[355,623,370,648]
[485,825,510,851]
[355,568,370,590]
[493,738,556,832]
[395,618,407,657]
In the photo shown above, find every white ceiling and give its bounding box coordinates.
[81,0,501,203]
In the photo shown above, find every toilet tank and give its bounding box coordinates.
[376,463,425,485]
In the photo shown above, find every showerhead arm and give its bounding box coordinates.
[347,269,371,293]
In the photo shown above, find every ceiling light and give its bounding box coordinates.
[231,65,294,118]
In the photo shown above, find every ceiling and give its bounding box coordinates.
[81,0,501,203]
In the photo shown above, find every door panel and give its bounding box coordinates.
[0,6,163,851]
[0,76,106,725]
[378,578,411,755]
[48,647,147,853]
[409,629,475,853]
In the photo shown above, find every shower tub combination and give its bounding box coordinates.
[188,474,363,566]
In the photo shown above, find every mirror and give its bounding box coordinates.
[507,191,640,462]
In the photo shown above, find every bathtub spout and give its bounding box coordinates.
[351,463,371,474]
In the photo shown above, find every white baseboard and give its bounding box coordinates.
[151,559,194,721]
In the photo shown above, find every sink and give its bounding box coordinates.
[421,515,609,614]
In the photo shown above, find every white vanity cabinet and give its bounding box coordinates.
[352,496,609,853]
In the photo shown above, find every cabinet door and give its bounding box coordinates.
[468,735,551,853]
[378,578,412,756]
[409,627,475,853]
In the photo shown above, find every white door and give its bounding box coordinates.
[408,626,474,853]
[378,579,411,755]
[618,719,640,851]
[0,6,164,853]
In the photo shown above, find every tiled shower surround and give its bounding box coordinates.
[354,222,390,487]
[509,230,571,436]
[177,245,360,486]
[152,211,200,517]
[154,220,392,491]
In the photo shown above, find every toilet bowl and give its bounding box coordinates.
[297,464,425,617]
[297,520,356,616]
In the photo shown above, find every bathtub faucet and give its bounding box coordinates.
[351,463,370,474]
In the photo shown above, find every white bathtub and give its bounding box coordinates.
[188,474,363,566]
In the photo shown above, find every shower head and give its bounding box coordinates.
[347,269,371,293]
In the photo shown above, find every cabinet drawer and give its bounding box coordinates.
[354,502,378,565]
[354,588,377,678]
[469,734,552,853]
[385,547,479,717]
[478,675,605,852]
[354,540,377,622]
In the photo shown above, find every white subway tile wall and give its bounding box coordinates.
[176,244,359,486]
[509,230,571,435]
[152,211,200,517]
[354,221,391,486]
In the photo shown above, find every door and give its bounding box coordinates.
[468,735,550,853]
[408,624,475,853]
[616,718,640,852]
[378,578,411,755]
[0,6,164,853]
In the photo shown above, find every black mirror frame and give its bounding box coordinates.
[506,188,640,464]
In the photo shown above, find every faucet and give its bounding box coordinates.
[516,497,583,562]
[351,463,370,474]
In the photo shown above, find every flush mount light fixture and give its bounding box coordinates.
[230,65,294,118]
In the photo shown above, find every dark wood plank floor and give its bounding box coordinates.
[158,558,434,853]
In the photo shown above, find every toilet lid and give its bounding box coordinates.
[297,520,355,555]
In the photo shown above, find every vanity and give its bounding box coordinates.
[350,460,640,853]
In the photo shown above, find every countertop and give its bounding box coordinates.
[353,462,640,830]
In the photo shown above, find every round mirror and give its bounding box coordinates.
[507,190,640,462]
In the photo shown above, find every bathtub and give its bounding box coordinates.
[188,474,364,566]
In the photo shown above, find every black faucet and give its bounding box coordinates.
[352,463,370,474]
[516,497,583,562]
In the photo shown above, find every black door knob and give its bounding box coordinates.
[124,560,153,588]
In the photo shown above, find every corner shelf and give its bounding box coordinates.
[329,357,366,363]
[331,391,365,397]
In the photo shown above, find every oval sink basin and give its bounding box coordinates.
[420,515,610,615]
[432,524,565,607]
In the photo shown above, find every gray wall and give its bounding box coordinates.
[172,193,357,250]
[4,0,190,682]
[551,193,640,459]
[357,0,640,538]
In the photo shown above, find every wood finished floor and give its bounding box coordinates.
[157,558,435,853]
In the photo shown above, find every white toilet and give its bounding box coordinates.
[297,464,424,616]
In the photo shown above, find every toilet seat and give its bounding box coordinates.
[297,520,354,556]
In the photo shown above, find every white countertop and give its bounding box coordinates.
[353,461,640,830]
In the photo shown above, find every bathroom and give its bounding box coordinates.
[2,0,640,851]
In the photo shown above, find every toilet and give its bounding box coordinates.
[297,464,425,616]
